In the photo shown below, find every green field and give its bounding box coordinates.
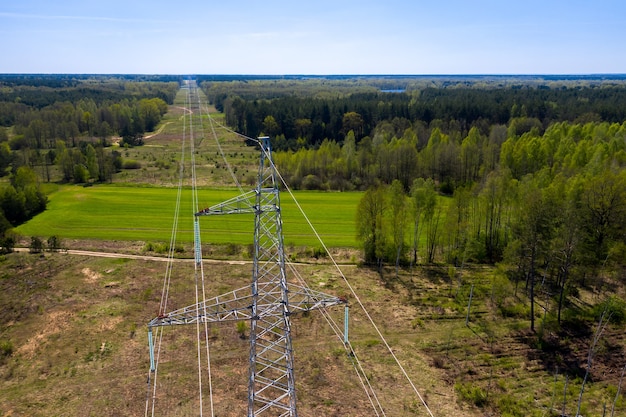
[16,184,362,248]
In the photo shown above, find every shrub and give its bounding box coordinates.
[29,236,43,253]
[120,134,144,147]
[455,382,488,407]
[73,164,89,183]
[362,339,380,348]
[594,296,626,324]
[432,355,446,369]
[311,247,326,259]
[465,238,488,263]
[0,339,13,364]
[499,302,529,319]
[411,317,424,329]
[301,174,322,190]
[144,241,168,253]
[496,394,524,417]
[236,321,248,339]
[122,159,141,169]
[84,341,113,362]
[224,243,239,256]
[0,233,15,254]
[47,235,62,251]
[155,160,170,170]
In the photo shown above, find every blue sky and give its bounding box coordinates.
[1,0,624,74]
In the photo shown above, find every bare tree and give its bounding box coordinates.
[576,306,613,416]
[610,363,626,417]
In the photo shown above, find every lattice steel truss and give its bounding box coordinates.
[148,137,347,416]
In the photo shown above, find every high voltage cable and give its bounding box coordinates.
[152,83,436,416]
[195,89,216,417]
[190,84,215,417]
[286,261,387,416]
[276,158,436,417]
[146,83,191,417]
[200,109,385,415]
[199,102,245,194]
[243,135,436,417]
[147,82,219,417]
[189,89,205,417]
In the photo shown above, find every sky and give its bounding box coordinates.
[1,0,624,75]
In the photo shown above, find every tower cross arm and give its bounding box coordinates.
[148,283,347,328]
[149,285,254,328]
[195,190,258,216]
[286,284,348,313]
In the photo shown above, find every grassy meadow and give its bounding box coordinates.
[15,184,362,249]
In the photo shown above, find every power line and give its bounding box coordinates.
[146,80,191,417]
[214,127,435,416]
[199,99,245,194]
[189,82,215,417]
[147,80,437,416]
[244,132,437,417]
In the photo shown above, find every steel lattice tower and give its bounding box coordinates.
[148,137,347,416]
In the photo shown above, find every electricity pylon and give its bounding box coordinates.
[148,137,347,416]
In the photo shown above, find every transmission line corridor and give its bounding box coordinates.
[144,79,438,417]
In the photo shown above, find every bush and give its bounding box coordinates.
[47,235,62,251]
[465,238,488,263]
[144,241,167,253]
[236,321,248,339]
[455,382,488,407]
[120,134,144,147]
[496,394,524,417]
[362,339,380,348]
[122,159,142,169]
[0,232,15,254]
[155,160,170,170]
[0,339,13,364]
[301,174,322,190]
[73,164,89,183]
[594,296,626,324]
[29,236,43,253]
[499,302,529,319]
[224,243,239,256]
[307,247,326,259]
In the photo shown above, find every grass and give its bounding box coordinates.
[0,252,474,416]
[3,226,626,417]
[15,185,362,248]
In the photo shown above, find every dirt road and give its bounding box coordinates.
[12,247,249,265]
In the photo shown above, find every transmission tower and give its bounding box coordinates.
[148,137,347,416]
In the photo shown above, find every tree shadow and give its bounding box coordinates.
[520,318,593,380]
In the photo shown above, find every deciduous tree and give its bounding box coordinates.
[388,180,407,277]
[409,178,436,265]
[357,186,387,270]
[510,180,557,332]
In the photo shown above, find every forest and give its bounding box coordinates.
[203,76,626,148]
[203,76,626,334]
[0,75,179,247]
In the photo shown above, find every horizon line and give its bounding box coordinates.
[2,72,626,76]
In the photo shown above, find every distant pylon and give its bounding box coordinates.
[148,137,347,416]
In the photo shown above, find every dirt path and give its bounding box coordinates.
[143,121,172,139]
[13,247,249,265]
